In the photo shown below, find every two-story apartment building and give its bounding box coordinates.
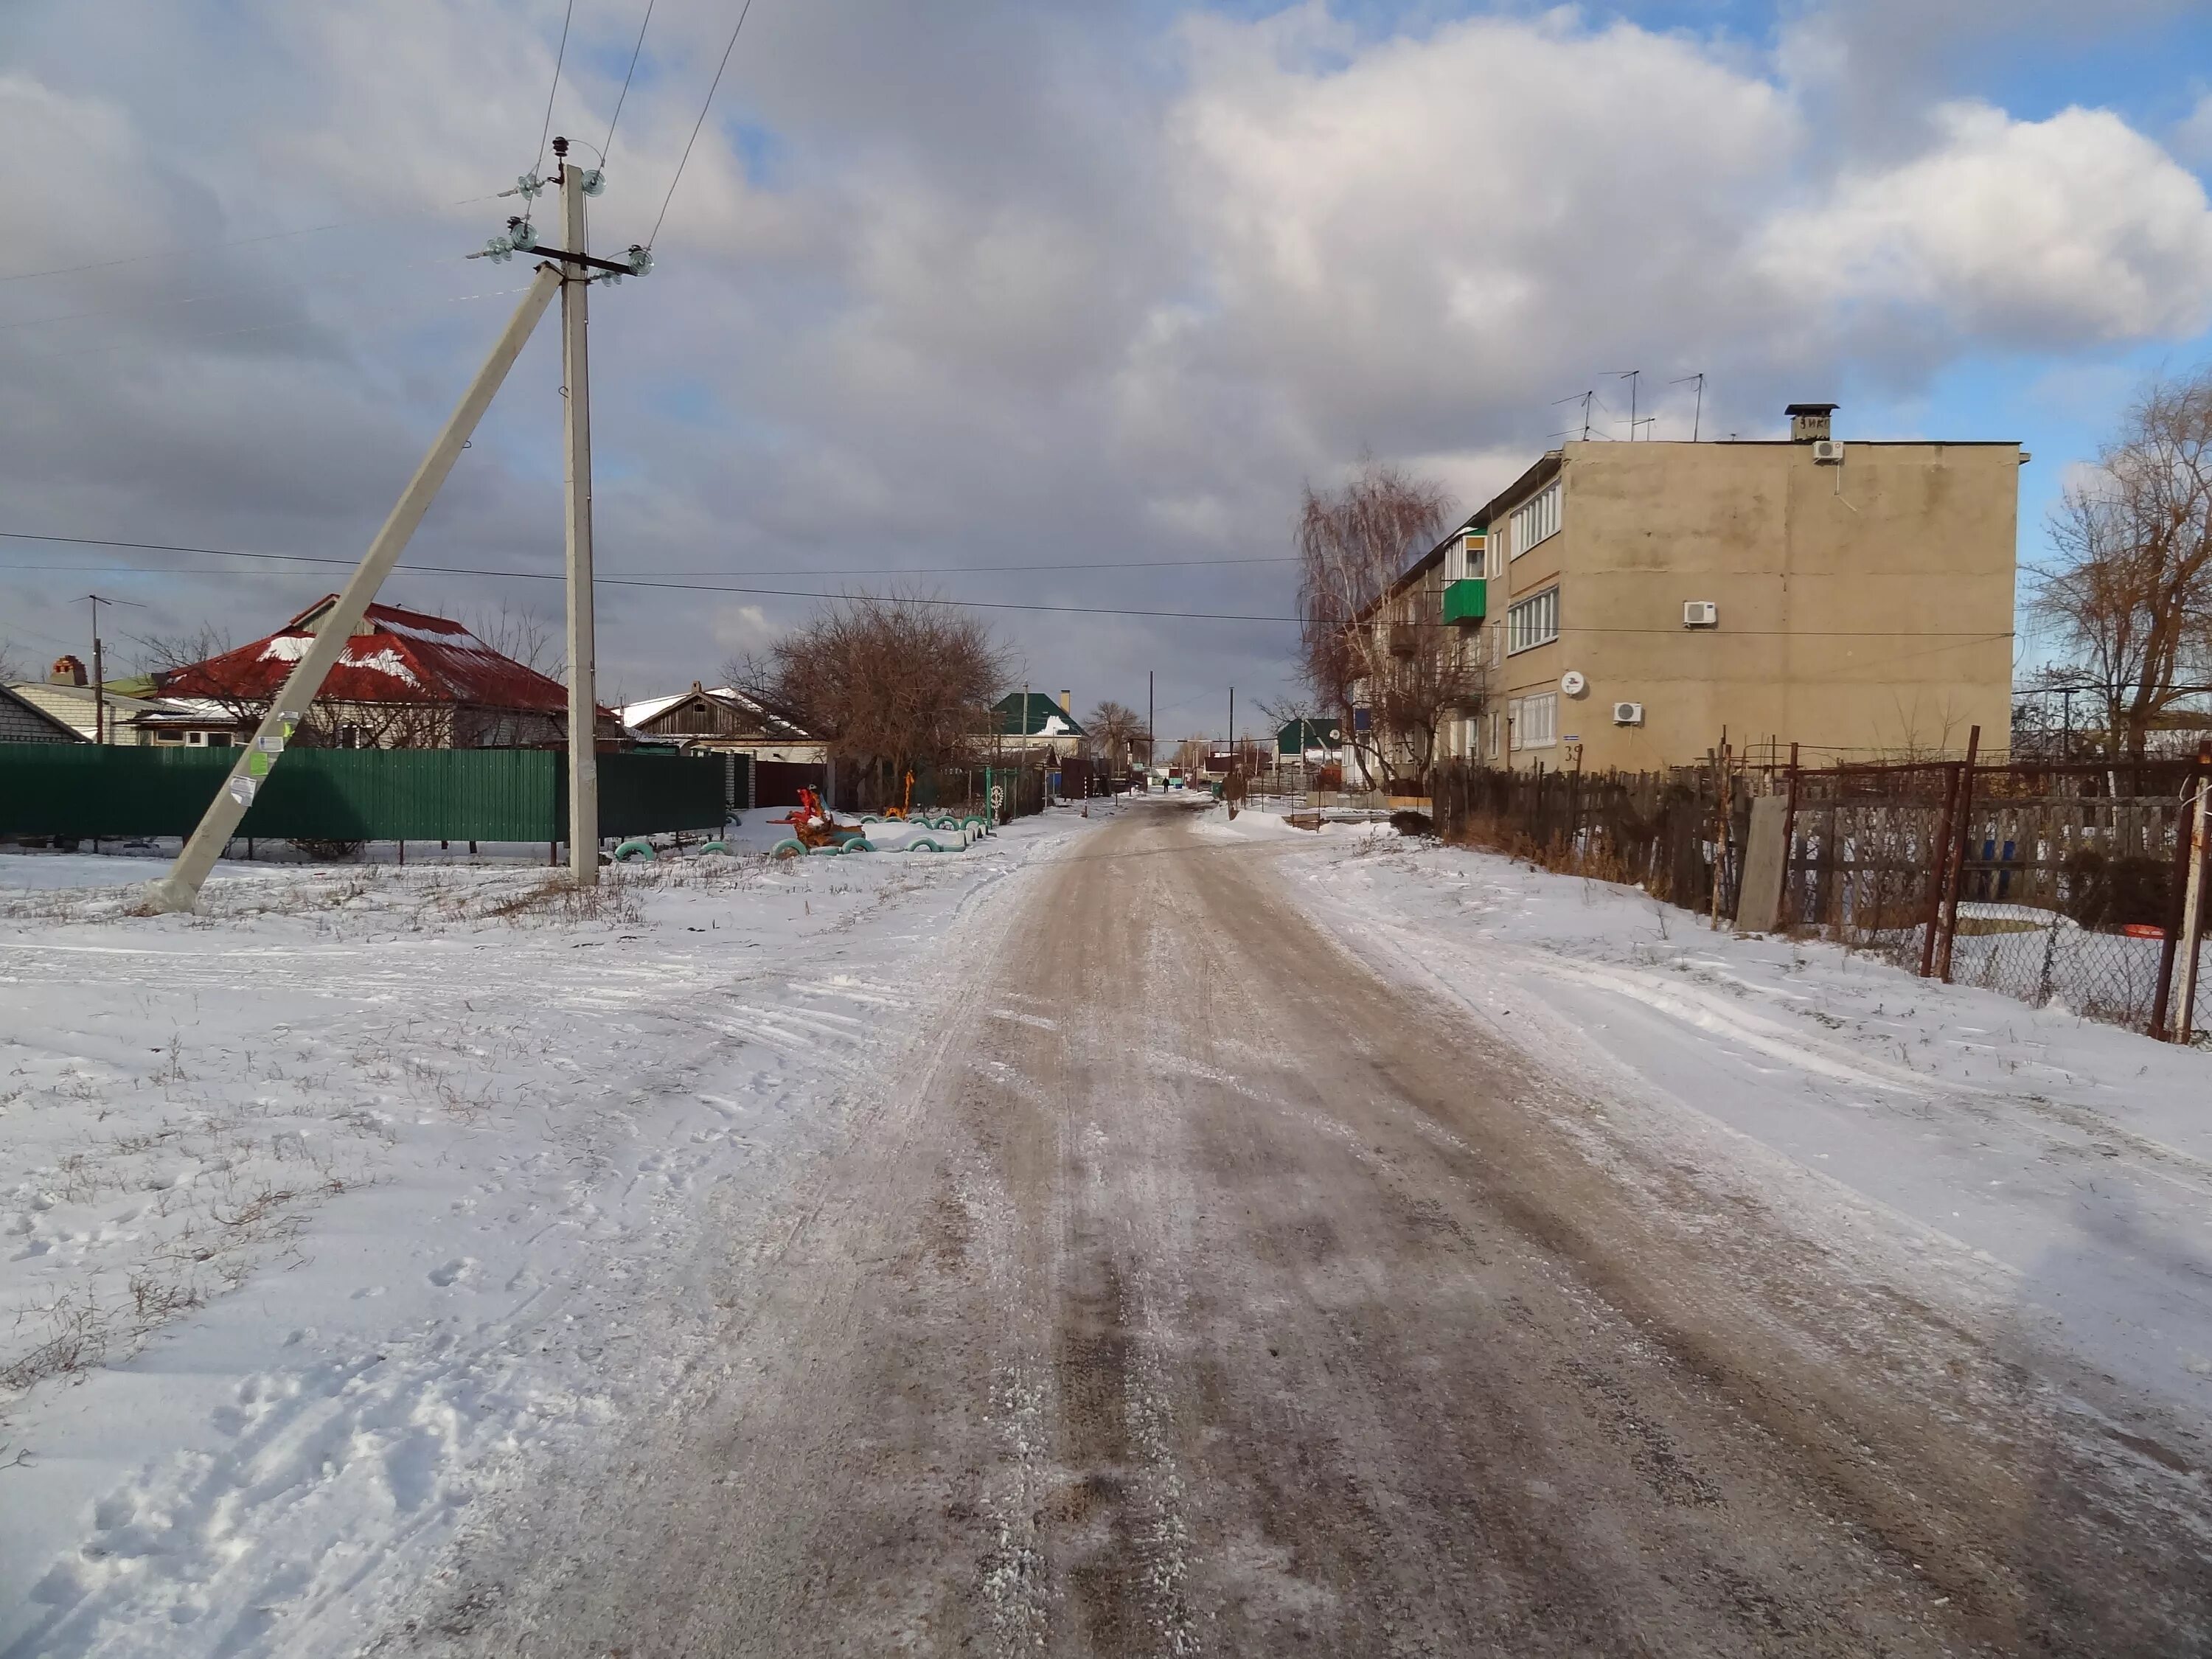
[1457,404,2019,771]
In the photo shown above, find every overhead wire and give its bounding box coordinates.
[535,0,580,173]
[603,0,658,162]
[647,0,756,248]
[0,532,1294,578]
[0,282,546,366]
[0,197,503,288]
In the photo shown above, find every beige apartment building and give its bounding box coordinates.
[1442,405,2020,771]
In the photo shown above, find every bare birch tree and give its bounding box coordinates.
[1293,457,1473,788]
[2034,367,2212,759]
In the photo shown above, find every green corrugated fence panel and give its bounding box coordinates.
[581,751,728,838]
[247,749,559,841]
[0,744,234,838]
[0,745,576,841]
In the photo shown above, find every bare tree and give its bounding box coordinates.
[464,603,565,684]
[1085,700,1144,768]
[2033,367,2212,760]
[728,594,1009,809]
[1293,457,1476,788]
[0,638,23,685]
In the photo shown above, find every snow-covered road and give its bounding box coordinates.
[0,816,1085,1657]
[7,799,2210,1655]
[403,802,2206,1655]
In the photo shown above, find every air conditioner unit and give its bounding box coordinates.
[1613,701,1644,726]
[1812,439,1844,465]
[1683,600,1719,628]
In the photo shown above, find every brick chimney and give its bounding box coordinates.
[1785,402,1837,442]
[49,655,87,686]
[1059,689,1071,714]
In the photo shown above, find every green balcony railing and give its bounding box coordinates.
[1443,578,1486,624]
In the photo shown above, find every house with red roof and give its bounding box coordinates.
[153,597,611,749]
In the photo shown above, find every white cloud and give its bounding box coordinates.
[2175,91,2212,167]
[1755,103,2212,343]
[6,3,2212,712]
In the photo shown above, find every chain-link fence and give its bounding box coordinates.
[1432,753,2211,1045]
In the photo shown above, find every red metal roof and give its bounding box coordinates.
[155,597,580,712]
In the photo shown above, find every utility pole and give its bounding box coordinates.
[83,594,119,743]
[1147,669,1154,785]
[1228,686,1234,775]
[151,268,563,912]
[556,137,600,886]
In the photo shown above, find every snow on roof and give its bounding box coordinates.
[155,597,574,713]
[618,684,810,737]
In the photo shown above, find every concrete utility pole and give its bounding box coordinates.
[150,265,563,913]
[82,594,121,743]
[555,138,601,885]
[1147,669,1154,784]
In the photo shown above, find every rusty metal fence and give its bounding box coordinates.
[1431,748,2211,1045]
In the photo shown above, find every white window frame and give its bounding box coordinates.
[1517,691,1558,750]
[1506,585,1560,655]
[1444,530,1484,584]
[1509,481,1560,560]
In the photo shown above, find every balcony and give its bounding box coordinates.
[1442,578,1486,624]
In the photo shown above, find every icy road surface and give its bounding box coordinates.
[0,816,1075,1657]
[388,801,2212,1656]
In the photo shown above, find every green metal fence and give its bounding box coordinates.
[0,745,726,842]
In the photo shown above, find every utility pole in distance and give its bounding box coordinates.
[556,136,600,886]
[80,594,133,743]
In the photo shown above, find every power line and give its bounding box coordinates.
[0,246,498,339]
[0,197,502,287]
[649,0,756,248]
[536,0,580,173]
[604,0,659,161]
[3,282,543,366]
[0,534,1299,622]
[0,531,1295,577]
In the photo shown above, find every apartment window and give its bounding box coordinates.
[1444,531,1484,583]
[1509,481,1560,560]
[1506,585,1560,655]
[1515,692,1558,750]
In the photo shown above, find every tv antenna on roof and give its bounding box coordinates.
[1670,372,1706,441]
[1608,370,1641,439]
[1551,389,1596,440]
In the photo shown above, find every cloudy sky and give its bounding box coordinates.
[4,0,2211,742]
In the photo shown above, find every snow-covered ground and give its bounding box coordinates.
[1203,805,2212,1428]
[0,807,1095,1658]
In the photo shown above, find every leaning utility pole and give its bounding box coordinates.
[148,267,562,911]
[149,144,650,914]
[555,136,599,885]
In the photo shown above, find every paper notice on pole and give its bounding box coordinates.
[246,749,271,779]
[226,776,257,807]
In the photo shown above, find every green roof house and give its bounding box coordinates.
[990,691,1085,759]
[1276,717,1342,759]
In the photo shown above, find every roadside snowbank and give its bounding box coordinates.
[0,807,1099,1658]
[1222,810,2212,1426]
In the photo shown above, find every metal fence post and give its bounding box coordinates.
[1919,760,1963,978]
[2154,740,2211,1040]
[1935,725,1981,984]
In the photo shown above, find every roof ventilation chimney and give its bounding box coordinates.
[1060,689,1071,714]
[49,655,87,686]
[1786,402,1837,443]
